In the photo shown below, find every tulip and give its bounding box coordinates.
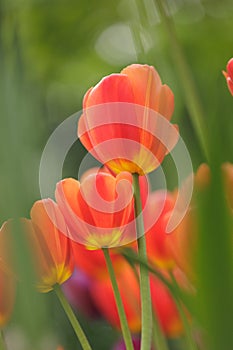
[70,168,148,279]
[55,172,135,248]
[29,199,74,292]
[0,221,16,327]
[223,58,233,95]
[78,64,179,175]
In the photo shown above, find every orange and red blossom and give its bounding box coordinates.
[223,58,233,96]
[29,199,74,292]
[0,221,16,327]
[55,172,136,249]
[78,64,179,175]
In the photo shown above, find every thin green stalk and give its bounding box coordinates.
[0,330,6,350]
[170,273,198,350]
[121,247,195,316]
[122,247,198,349]
[155,0,209,161]
[54,284,92,350]
[152,311,170,350]
[102,248,134,350]
[132,173,152,350]
[124,249,169,350]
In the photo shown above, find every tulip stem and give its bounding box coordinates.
[170,272,198,350]
[152,311,170,350]
[54,284,92,350]
[102,248,134,350]
[155,0,209,161]
[132,173,152,350]
[0,331,6,350]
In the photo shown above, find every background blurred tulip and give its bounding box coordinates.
[62,268,101,319]
[145,190,177,269]
[223,58,233,96]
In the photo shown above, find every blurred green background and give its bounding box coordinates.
[1,0,233,349]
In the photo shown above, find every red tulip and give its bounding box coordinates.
[55,172,135,248]
[78,64,179,175]
[223,58,233,95]
[29,199,74,292]
[0,221,16,327]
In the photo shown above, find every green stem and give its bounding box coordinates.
[102,248,134,350]
[121,247,195,316]
[170,273,198,350]
[0,330,6,350]
[152,311,170,350]
[155,0,209,161]
[54,284,92,350]
[132,173,152,350]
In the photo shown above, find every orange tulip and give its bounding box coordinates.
[223,58,233,96]
[29,199,74,292]
[0,221,16,328]
[55,172,135,249]
[78,64,178,175]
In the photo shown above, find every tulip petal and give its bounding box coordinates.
[121,64,162,110]
[85,74,135,107]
